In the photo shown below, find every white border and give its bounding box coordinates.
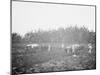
[0,0,100,75]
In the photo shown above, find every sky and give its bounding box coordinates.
[12,1,95,35]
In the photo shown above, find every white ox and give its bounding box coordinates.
[65,44,80,57]
[65,44,80,53]
[26,44,39,48]
[71,44,80,53]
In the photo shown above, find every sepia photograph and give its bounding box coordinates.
[11,0,96,75]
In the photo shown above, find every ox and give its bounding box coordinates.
[26,44,39,48]
[64,44,80,57]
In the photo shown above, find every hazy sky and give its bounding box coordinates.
[12,1,95,35]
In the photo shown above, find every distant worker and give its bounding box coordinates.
[88,43,92,53]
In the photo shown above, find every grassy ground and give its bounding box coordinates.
[12,43,96,74]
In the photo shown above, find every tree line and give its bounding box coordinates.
[12,26,96,45]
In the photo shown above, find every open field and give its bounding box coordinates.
[12,43,96,74]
